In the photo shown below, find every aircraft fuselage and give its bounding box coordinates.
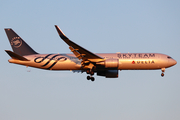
[8,53,176,71]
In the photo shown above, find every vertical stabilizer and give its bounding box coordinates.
[5,28,38,56]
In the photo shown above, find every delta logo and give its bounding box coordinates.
[132,60,155,64]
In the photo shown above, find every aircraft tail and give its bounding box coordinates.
[5,28,38,56]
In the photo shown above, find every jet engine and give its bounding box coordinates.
[105,59,119,68]
[97,70,118,78]
[97,59,119,69]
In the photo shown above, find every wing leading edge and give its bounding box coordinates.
[55,25,103,61]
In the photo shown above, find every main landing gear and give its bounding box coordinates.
[87,76,95,81]
[161,68,165,77]
[86,69,95,81]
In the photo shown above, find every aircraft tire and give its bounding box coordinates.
[86,70,90,74]
[161,73,164,77]
[87,76,91,80]
[91,77,95,81]
[90,71,94,75]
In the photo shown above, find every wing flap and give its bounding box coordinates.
[69,46,85,60]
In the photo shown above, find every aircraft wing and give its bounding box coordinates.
[55,25,104,62]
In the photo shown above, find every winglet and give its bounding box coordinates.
[5,50,29,61]
[55,25,69,40]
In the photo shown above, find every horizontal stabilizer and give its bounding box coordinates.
[5,50,29,61]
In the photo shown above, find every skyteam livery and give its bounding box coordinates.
[5,25,177,81]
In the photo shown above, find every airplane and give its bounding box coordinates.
[4,25,177,81]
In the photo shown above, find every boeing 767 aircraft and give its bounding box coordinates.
[5,25,177,81]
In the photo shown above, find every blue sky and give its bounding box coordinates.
[0,0,180,120]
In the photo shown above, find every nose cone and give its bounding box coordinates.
[174,59,177,65]
[170,59,177,66]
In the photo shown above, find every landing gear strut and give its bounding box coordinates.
[86,69,95,81]
[161,68,165,77]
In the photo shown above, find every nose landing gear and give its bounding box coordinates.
[161,68,165,77]
[161,73,164,77]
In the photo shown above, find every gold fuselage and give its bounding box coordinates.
[8,53,177,71]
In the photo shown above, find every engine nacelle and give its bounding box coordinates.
[105,59,119,68]
[97,70,118,78]
[97,59,119,69]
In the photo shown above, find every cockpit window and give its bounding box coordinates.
[167,56,172,59]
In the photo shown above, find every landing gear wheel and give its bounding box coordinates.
[91,77,95,81]
[161,73,164,77]
[161,68,165,77]
[86,76,95,81]
[87,76,91,80]
[86,70,90,74]
[90,71,94,75]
